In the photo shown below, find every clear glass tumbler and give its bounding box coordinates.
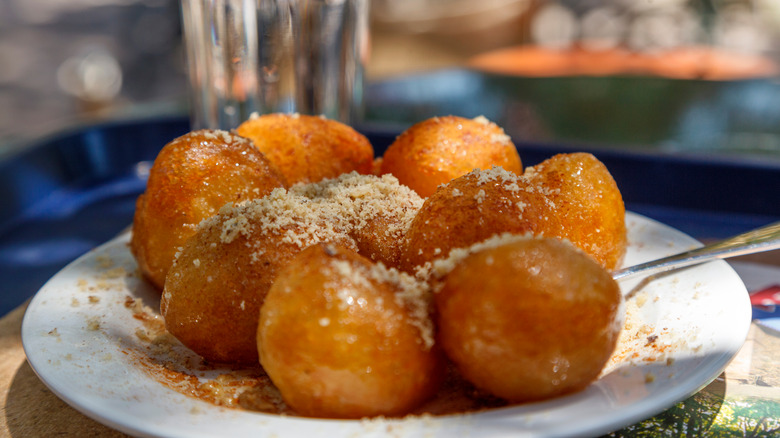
[181,0,369,130]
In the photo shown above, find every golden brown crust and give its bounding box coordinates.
[400,166,562,274]
[524,152,627,270]
[130,129,287,290]
[258,243,443,418]
[236,113,374,185]
[435,236,622,402]
[380,115,522,197]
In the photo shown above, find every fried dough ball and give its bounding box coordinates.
[434,235,622,403]
[380,115,522,197]
[290,172,423,268]
[235,113,374,185]
[161,190,358,365]
[524,153,627,270]
[130,130,286,289]
[399,166,562,273]
[259,243,442,418]
[161,173,421,364]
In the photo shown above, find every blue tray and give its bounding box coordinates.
[1,115,778,315]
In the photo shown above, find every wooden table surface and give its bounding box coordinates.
[1,302,127,437]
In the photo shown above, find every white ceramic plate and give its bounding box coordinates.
[21,213,751,437]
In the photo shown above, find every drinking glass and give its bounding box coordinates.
[180,0,369,130]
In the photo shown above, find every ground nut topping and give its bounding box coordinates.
[202,173,423,253]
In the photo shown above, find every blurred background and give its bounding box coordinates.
[0,0,186,157]
[2,0,780,159]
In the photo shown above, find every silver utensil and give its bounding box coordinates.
[612,221,780,280]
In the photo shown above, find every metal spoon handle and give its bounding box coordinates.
[612,221,780,280]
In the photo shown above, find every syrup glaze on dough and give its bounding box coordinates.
[380,115,523,197]
[131,129,286,290]
[259,243,442,418]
